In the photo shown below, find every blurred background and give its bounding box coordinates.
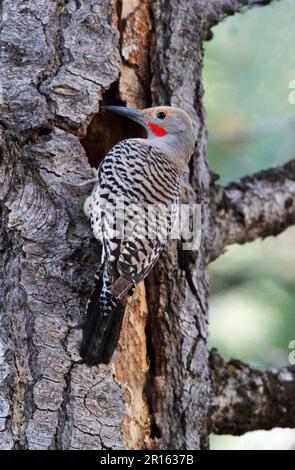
[203,0,295,450]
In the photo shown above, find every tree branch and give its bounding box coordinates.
[203,0,276,39]
[210,349,295,435]
[210,160,295,261]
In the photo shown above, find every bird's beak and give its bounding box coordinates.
[103,106,145,125]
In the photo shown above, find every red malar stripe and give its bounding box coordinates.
[146,121,167,137]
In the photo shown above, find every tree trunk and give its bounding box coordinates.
[1,0,291,450]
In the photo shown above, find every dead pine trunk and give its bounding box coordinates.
[1,0,290,451]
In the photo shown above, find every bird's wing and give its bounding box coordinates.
[97,139,181,290]
[81,139,181,363]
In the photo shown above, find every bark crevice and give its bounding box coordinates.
[80,83,146,169]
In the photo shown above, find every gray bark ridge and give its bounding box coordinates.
[210,160,295,260]
[0,0,124,450]
[210,349,295,434]
[149,0,212,449]
[1,0,120,133]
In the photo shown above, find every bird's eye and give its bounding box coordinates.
[157,111,166,120]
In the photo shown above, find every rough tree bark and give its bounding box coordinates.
[0,0,293,450]
[210,350,295,435]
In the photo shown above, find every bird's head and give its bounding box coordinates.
[103,105,197,169]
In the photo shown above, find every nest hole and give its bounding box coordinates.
[81,82,147,168]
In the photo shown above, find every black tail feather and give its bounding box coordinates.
[80,277,126,365]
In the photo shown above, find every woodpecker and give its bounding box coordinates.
[80,105,196,365]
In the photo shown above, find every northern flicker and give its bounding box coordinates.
[81,105,196,365]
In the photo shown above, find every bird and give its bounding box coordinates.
[80,105,196,365]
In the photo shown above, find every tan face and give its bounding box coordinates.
[142,106,194,135]
[103,104,196,166]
